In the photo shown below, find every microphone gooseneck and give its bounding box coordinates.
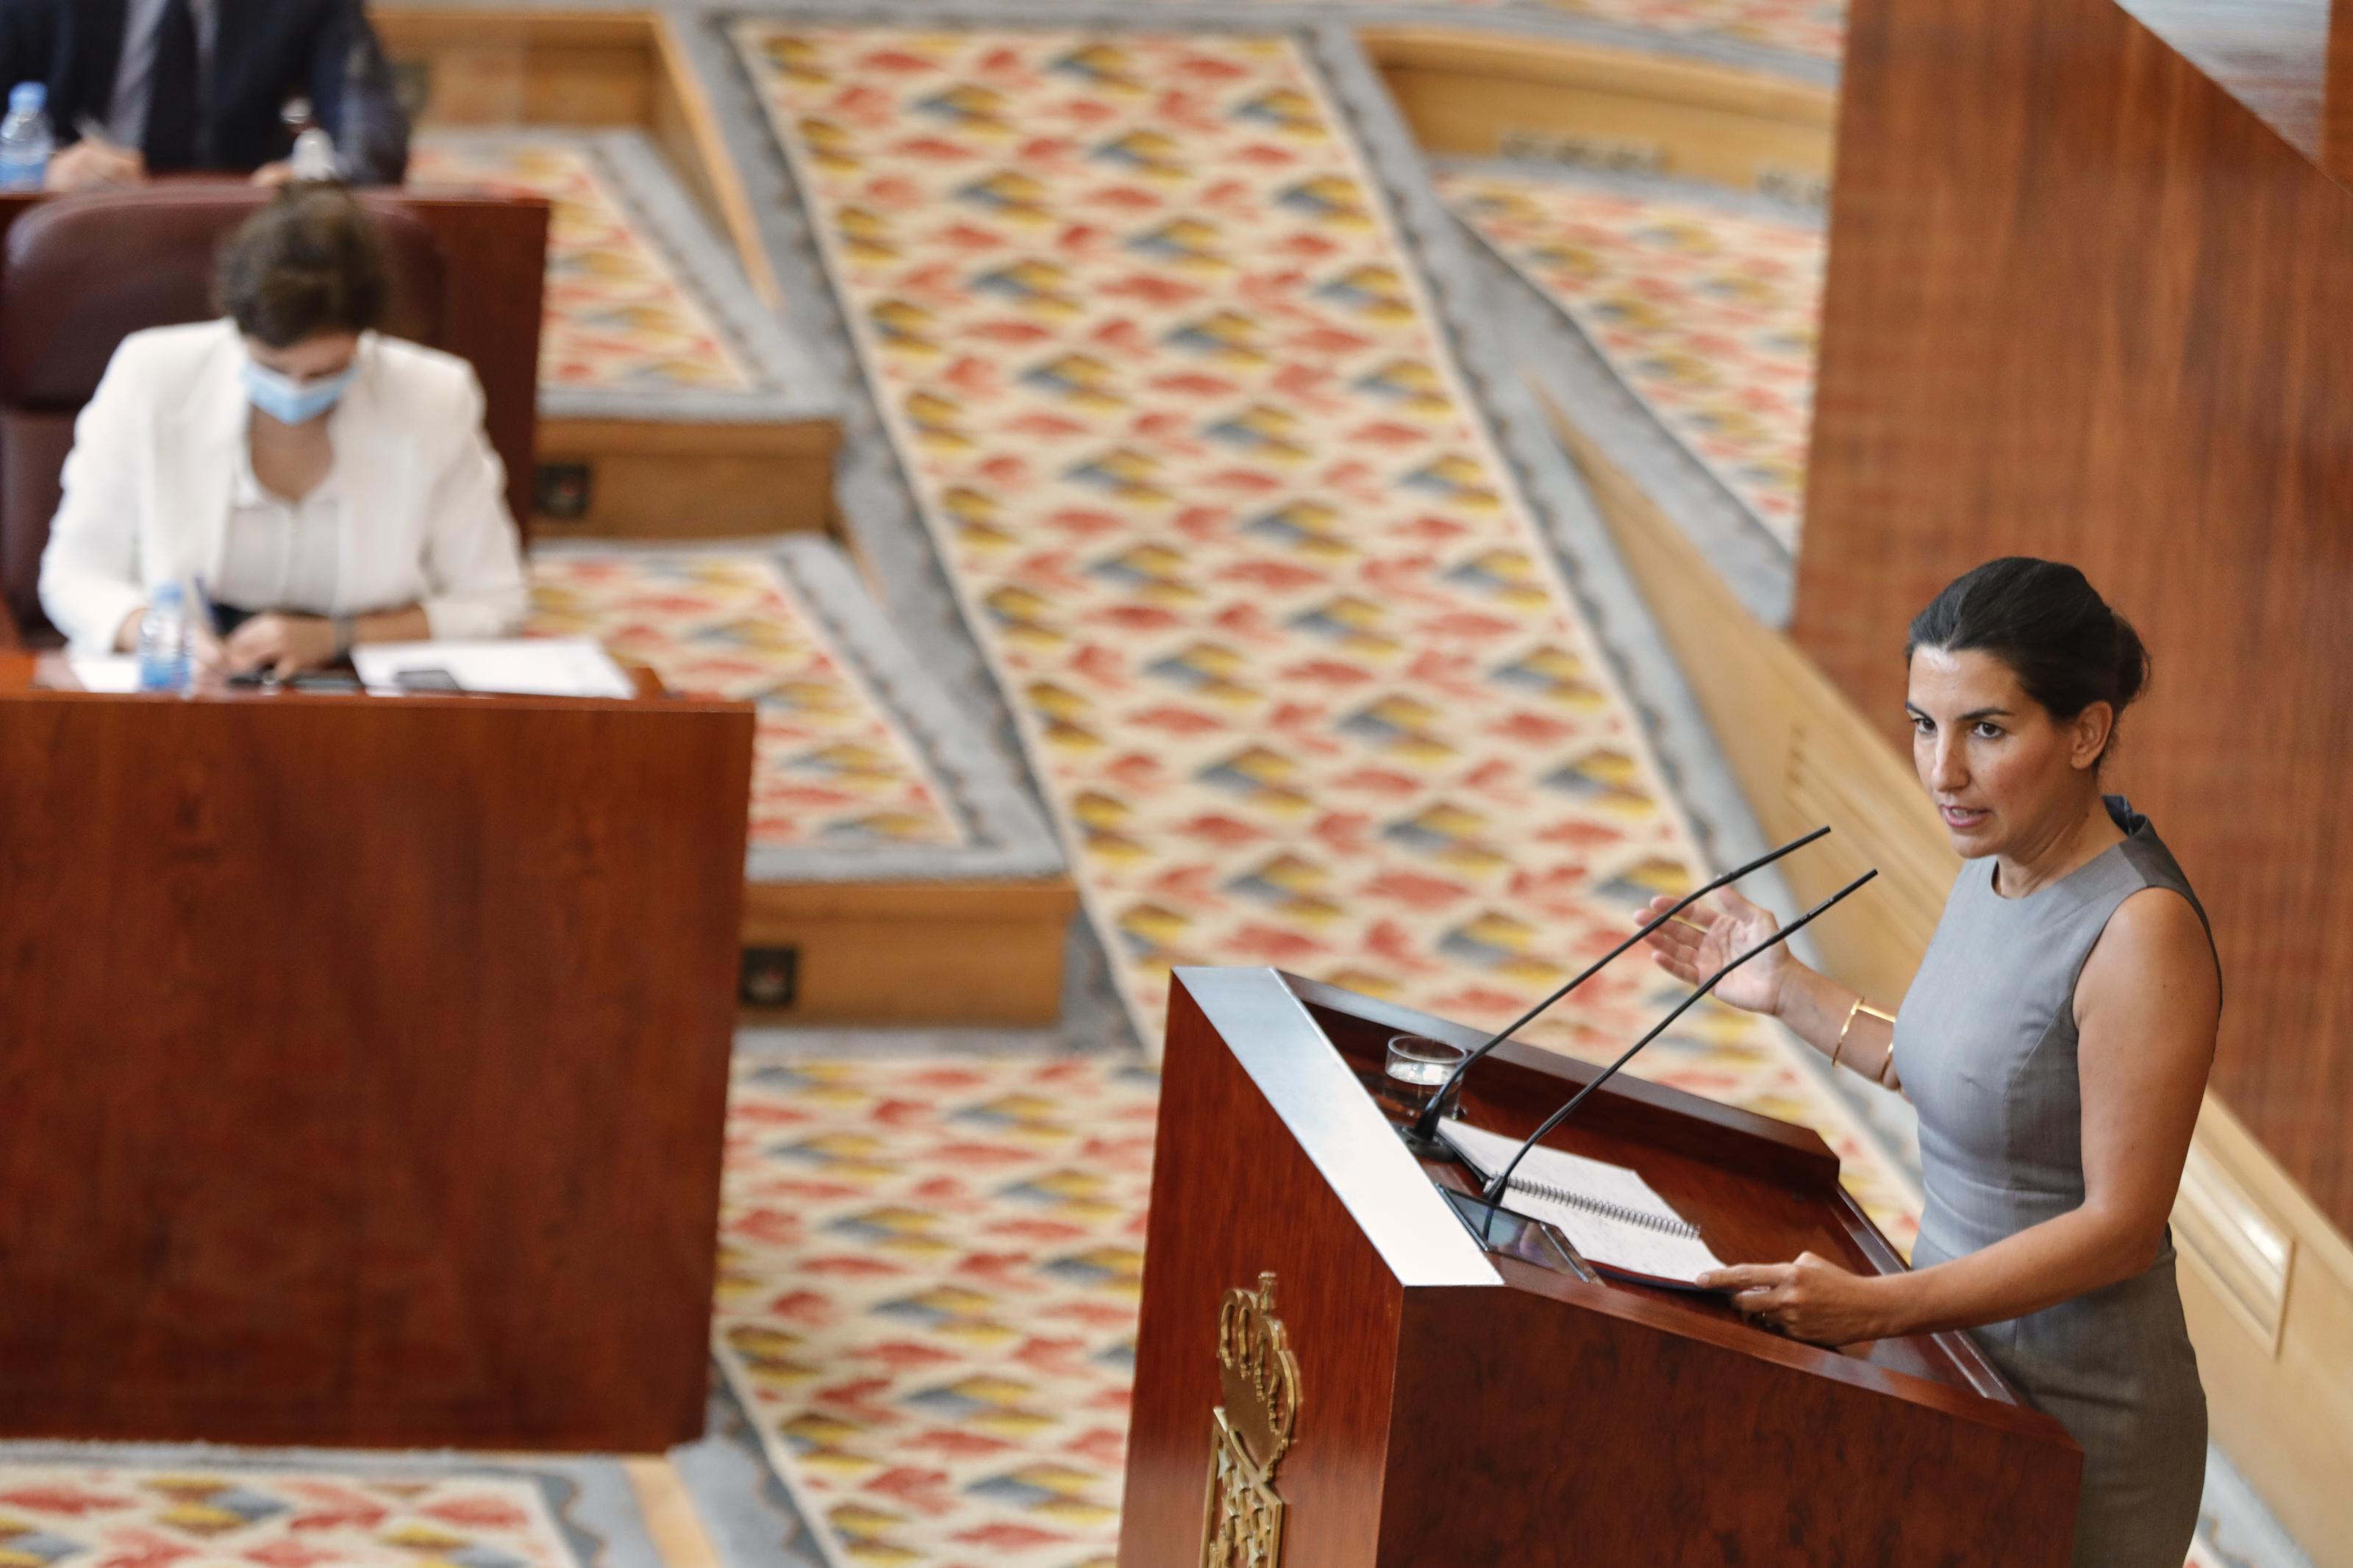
[1405,824,1832,1146]
[1480,867,1879,1203]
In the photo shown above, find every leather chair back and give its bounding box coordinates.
[0,188,448,639]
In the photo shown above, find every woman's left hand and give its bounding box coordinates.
[1699,1252,1902,1345]
[225,613,339,679]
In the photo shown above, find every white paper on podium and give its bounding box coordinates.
[65,655,144,693]
[351,638,635,699]
[1439,1120,1725,1286]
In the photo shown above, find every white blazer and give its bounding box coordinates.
[38,318,529,652]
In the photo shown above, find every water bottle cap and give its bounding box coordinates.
[290,126,337,182]
[8,82,43,113]
[153,581,185,605]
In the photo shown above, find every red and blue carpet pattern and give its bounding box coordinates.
[411,135,757,395]
[715,1057,1157,1567]
[0,1466,574,1568]
[529,551,969,853]
[1444,168,1822,551]
[730,22,1915,1225]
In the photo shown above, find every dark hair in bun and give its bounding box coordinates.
[1907,558,2149,760]
[215,183,389,349]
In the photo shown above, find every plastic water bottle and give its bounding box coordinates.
[136,583,193,693]
[290,126,339,182]
[0,83,51,191]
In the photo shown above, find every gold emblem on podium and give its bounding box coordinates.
[1200,1271,1302,1568]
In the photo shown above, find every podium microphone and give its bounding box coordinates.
[1482,867,1878,1203]
[1404,824,1832,1149]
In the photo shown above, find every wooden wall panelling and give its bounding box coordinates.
[2174,1095,2353,1566]
[375,10,654,130]
[1360,28,1837,198]
[623,1458,726,1568]
[379,8,835,540]
[532,420,840,540]
[2113,0,2347,180]
[1795,0,2353,1245]
[378,7,776,298]
[648,12,784,308]
[1538,388,2353,1562]
[2335,0,2353,179]
[738,879,1078,1027]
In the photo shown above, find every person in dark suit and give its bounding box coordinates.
[0,0,408,190]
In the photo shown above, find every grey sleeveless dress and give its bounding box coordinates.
[1891,797,2212,1567]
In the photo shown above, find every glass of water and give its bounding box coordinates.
[1385,1034,1468,1122]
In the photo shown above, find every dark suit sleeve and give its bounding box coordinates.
[309,0,408,185]
[0,0,61,121]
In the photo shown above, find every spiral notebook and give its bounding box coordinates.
[1438,1121,1725,1287]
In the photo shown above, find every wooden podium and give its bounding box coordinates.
[1120,968,2080,1565]
[0,658,751,1450]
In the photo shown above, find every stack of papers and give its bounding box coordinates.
[351,639,635,699]
[1439,1120,1725,1287]
[65,655,143,693]
[60,640,635,701]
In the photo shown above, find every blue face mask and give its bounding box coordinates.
[243,360,357,425]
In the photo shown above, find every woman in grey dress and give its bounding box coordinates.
[1640,558,2220,1567]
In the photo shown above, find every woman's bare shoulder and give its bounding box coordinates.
[2082,886,2221,1017]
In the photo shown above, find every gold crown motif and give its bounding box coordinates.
[1216,1272,1302,1475]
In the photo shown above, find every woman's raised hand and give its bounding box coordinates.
[1634,887,1790,1017]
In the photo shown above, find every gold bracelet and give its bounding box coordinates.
[1833,996,1896,1073]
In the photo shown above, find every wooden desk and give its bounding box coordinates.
[0,657,752,1450]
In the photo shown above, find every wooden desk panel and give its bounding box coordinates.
[0,670,751,1448]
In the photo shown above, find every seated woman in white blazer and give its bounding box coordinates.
[38,184,527,675]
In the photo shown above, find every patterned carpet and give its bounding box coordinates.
[715,1057,1155,1568]
[529,550,968,853]
[0,1466,577,1568]
[413,134,757,395]
[732,24,1917,1243]
[712,1055,2260,1568]
[1444,168,1822,551]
